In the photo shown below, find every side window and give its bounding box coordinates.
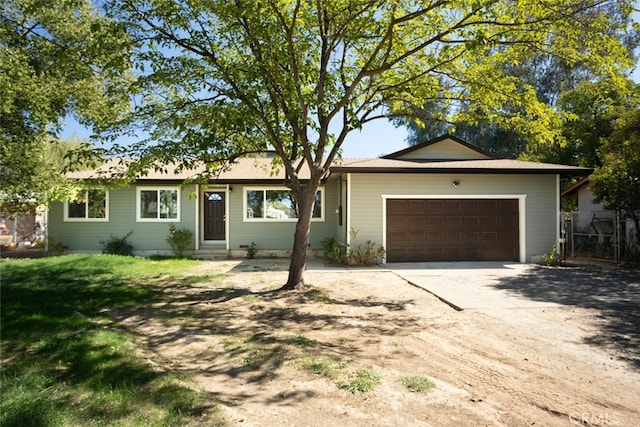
[137,187,179,221]
[244,188,324,221]
[64,190,108,221]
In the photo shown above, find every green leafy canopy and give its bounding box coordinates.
[1,0,134,211]
[103,0,635,288]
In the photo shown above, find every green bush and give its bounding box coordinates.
[345,240,386,266]
[320,236,343,264]
[166,224,193,258]
[100,231,134,256]
[321,230,385,266]
[246,241,257,259]
[541,244,561,266]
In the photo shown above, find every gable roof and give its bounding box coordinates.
[334,135,591,176]
[68,136,592,182]
[561,177,590,196]
[331,157,592,176]
[67,157,314,183]
[381,135,496,160]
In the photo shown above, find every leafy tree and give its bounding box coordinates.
[0,0,132,212]
[590,103,640,245]
[106,0,634,289]
[394,1,638,159]
[524,78,638,167]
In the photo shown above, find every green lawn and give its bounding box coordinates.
[0,255,225,427]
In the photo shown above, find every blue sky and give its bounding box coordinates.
[60,64,640,158]
[61,11,640,159]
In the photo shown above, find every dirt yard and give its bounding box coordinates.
[108,260,640,426]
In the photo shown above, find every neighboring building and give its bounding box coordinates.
[48,136,590,262]
[0,206,44,249]
[561,176,638,259]
[561,177,610,214]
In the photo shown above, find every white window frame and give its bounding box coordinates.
[243,186,325,222]
[64,190,109,222]
[136,186,181,222]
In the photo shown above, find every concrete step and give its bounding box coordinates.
[193,248,229,260]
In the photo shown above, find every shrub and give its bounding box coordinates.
[246,241,257,259]
[541,244,561,266]
[100,231,134,256]
[166,224,193,258]
[345,240,386,266]
[321,230,385,266]
[320,236,343,264]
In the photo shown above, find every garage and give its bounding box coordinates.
[386,198,519,262]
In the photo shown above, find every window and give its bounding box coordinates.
[244,187,324,221]
[137,187,179,221]
[64,189,109,221]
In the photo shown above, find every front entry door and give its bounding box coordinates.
[204,191,225,240]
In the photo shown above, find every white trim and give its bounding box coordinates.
[195,184,200,251]
[136,186,181,222]
[346,174,352,246]
[225,184,230,250]
[201,187,228,244]
[63,190,109,222]
[381,194,527,263]
[519,197,526,263]
[242,186,325,222]
[556,175,561,253]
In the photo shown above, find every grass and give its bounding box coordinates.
[401,375,435,393]
[339,367,382,393]
[299,355,347,380]
[286,335,316,347]
[0,255,224,427]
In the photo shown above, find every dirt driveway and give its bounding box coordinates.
[110,260,640,426]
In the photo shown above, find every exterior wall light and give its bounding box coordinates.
[452,180,460,187]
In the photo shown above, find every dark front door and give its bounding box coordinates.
[204,192,225,240]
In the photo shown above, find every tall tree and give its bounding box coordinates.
[106,0,634,289]
[0,0,132,212]
[394,1,638,158]
[524,78,638,167]
[589,94,640,245]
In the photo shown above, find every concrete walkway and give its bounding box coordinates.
[305,259,564,310]
[386,262,566,310]
[275,259,638,312]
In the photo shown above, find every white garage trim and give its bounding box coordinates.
[555,175,560,254]
[346,173,352,246]
[381,194,527,263]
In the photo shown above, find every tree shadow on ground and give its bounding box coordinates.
[492,265,640,368]
[107,278,423,399]
[0,257,225,426]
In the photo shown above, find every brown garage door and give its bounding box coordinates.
[386,199,519,262]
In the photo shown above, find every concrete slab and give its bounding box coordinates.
[388,262,564,310]
[308,259,639,312]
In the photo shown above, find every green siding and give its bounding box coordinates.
[49,173,557,261]
[347,173,558,262]
[49,185,197,253]
[226,181,339,250]
[50,182,338,254]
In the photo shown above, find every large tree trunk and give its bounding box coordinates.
[280,183,319,290]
